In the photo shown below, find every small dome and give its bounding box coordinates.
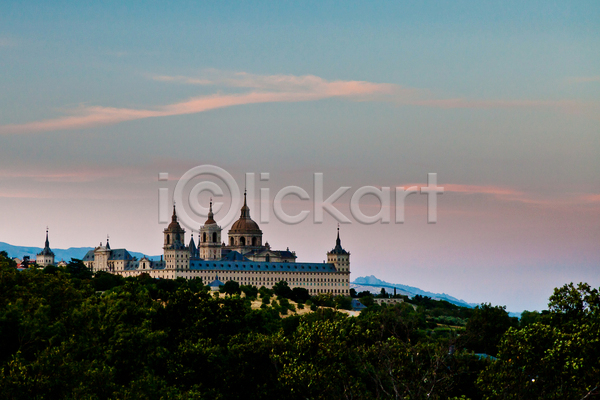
[204,200,217,225]
[166,205,185,232]
[167,219,183,231]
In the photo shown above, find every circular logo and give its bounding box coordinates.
[173,165,241,231]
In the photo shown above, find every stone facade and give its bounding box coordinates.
[83,195,351,295]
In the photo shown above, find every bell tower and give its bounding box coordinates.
[36,227,55,267]
[327,226,350,273]
[163,204,188,272]
[199,200,222,260]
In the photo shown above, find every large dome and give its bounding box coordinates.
[230,217,261,233]
[228,192,262,234]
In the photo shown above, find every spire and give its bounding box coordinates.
[165,202,184,233]
[172,203,177,222]
[240,189,250,218]
[38,227,55,257]
[203,198,217,225]
[106,234,110,250]
[329,224,348,255]
[189,234,197,257]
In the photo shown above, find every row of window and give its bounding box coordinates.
[188,263,335,270]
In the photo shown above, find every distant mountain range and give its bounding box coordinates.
[352,275,478,308]
[351,275,522,317]
[0,242,161,262]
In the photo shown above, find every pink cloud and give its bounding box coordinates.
[0,76,399,134]
[0,165,153,183]
[581,194,600,203]
[442,184,523,197]
[441,184,600,207]
[1,70,598,134]
[0,189,145,200]
[153,71,399,95]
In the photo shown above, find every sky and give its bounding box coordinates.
[1,1,599,312]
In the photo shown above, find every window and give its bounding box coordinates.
[213,232,217,243]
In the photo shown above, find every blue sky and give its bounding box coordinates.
[1,1,599,311]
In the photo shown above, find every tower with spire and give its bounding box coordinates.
[327,225,350,273]
[227,190,263,251]
[163,204,189,272]
[36,228,55,267]
[199,199,222,260]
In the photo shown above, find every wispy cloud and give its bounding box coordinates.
[0,188,145,200]
[443,183,600,207]
[153,71,400,95]
[0,163,165,183]
[0,73,401,134]
[1,70,598,134]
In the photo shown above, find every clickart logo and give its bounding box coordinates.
[158,165,443,231]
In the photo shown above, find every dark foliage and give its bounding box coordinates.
[1,253,597,399]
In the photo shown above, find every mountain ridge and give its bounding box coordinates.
[0,242,161,263]
[352,275,478,308]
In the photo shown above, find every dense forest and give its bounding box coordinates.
[0,252,598,399]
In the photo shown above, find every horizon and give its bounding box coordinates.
[1,1,599,313]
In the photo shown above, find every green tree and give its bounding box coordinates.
[477,283,600,399]
[273,280,293,299]
[241,284,258,300]
[0,252,16,268]
[66,258,93,280]
[460,303,518,356]
[519,310,541,328]
[274,318,370,399]
[359,293,375,307]
[291,287,310,304]
[221,280,241,296]
[334,295,352,310]
[92,271,125,291]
